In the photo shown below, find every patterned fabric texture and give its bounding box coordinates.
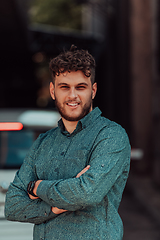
[5,107,131,240]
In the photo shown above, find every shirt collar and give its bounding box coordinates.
[79,107,102,129]
[58,107,102,136]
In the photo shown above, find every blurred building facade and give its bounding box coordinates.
[127,0,160,185]
[0,0,160,184]
[0,0,37,108]
[84,0,160,185]
[152,0,160,185]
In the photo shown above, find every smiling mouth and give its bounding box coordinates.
[66,102,80,107]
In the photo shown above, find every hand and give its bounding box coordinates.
[33,180,42,195]
[28,180,42,200]
[28,193,39,200]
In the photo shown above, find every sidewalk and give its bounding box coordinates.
[128,173,160,224]
[119,173,160,240]
[0,220,33,240]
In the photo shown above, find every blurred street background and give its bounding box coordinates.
[0,0,160,239]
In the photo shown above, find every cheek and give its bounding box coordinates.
[84,91,93,102]
[55,91,66,103]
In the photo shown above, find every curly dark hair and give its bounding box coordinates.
[49,45,96,84]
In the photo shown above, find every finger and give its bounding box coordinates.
[76,165,90,178]
[52,207,68,214]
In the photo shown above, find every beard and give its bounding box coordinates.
[54,97,92,122]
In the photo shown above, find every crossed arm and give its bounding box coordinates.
[5,127,130,224]
[28,165,90,214]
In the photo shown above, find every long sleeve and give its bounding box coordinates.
[36,126,131,211]
[5,135,57,224]
[4,108,131,240]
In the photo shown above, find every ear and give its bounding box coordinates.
[92,82,97,100]
[50,82,55,100]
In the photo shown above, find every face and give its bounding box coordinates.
[50,71,97,123]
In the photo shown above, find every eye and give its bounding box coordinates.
[60,85,69,89]
[76,86,86,90]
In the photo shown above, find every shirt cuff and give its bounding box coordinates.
[37,180,55,206]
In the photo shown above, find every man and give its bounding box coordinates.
[5,45,131,240]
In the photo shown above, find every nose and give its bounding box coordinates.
[68,87,77,99]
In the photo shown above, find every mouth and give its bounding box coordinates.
[66,102,80,108]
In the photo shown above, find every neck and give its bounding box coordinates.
[62,118,78,133]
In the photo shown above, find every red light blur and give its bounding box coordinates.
[0,122,23,131]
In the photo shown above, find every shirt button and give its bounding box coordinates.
[44,212,47,216]
[101,164,105,167]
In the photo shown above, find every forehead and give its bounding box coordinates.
[54,71,91,85]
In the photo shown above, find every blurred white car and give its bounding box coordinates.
[0,108,60,218]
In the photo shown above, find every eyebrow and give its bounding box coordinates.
[57,82,89,86]
[57,83,69,86]
[77,83,88,86]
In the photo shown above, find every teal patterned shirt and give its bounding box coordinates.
[5,107,131,240]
